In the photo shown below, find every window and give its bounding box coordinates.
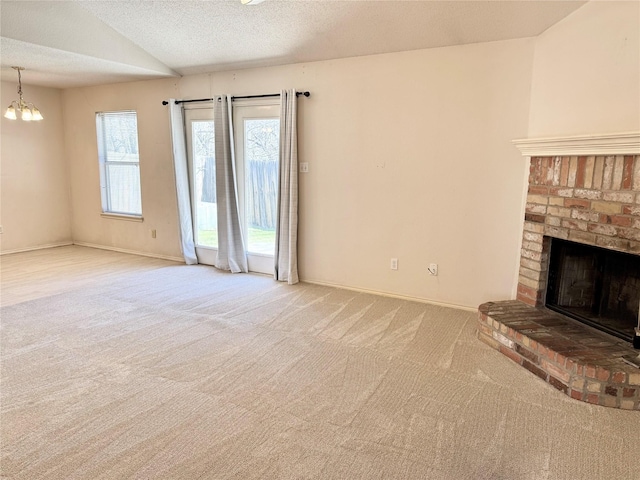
[242,117,279,256]
[96,111,142,216]
[191,118,217,249]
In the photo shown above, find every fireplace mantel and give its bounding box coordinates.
[513,132,640,157]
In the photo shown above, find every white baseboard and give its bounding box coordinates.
[303,279,476,312]
[72,242,184,263]
[0,241,74,256]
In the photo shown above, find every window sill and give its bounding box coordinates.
[101,213,144,222]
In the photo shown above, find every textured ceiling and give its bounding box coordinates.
[0,0,587,89]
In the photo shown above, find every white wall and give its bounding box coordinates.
[1,81,71,253]
[528,0,640,137]
[63,38,535,309]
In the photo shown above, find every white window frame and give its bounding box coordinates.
[96,110,143,219]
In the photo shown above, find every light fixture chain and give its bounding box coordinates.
[17,68,23,97]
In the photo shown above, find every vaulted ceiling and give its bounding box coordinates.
[1,0,587,89]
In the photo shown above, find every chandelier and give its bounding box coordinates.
[4,67,43,122]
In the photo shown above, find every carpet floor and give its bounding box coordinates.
[1,246,638,479]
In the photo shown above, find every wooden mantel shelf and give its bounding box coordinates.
[513,132,640,157]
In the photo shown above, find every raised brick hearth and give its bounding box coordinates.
[478,135,640,409]
[478,301,640,410]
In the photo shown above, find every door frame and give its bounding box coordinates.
[232,99,280,275]
[184,105,218,266]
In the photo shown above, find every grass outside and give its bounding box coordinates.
[197,226,275,255]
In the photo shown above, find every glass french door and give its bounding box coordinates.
[233,101,280,274]
[185,107,218,266]
[185,102,280,274]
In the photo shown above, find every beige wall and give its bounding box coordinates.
[528,0,640,137]
[63,79,183,261]
[6,1,638,309]
[1,81,71,253]
[63,38,535,308]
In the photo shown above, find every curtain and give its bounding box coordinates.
[168,99,198,265]
[274,89,299,284]
[214,95,248,273]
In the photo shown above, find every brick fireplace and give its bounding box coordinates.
[477,133,640,409]
[516,154,640,309]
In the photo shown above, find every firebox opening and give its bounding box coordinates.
[546,238,640,344]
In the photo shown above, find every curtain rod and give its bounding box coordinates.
[161,91,310,106]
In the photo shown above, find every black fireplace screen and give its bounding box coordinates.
[546,238,640,342]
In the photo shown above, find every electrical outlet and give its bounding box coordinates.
[390,258,398,270]
[151,229,156,239]
[428,263,438,276]
[299,162,309,173]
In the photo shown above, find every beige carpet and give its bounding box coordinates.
[1,246,638,479]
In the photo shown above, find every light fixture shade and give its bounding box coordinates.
[4,106,17,120]
[241,0,266,4]
[32,108,43,121]
[21,108,32,121]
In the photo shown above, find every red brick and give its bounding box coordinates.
[596,367,611,382]
[622,156,634,189]
[605,385,618,397]
[541,359,571,383]
[524,213,546,224]
[623,388,636,398]
[537,343,549,357]
[522,359,547,380]
[585,365,597,378]
[529,185,549,195]
[517,283,539,301]
[612,372,627,384]
[499,345,522,365]
[576,156,587,187]
[599,214,633,227]
[570,389,583,400]
[518,295,537,307]
[564,198,590,209]
[586,393,600,405]
[548,375,569,393]
[560,159,570,186]
[515,344,539,364]
[556,352,568,367]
